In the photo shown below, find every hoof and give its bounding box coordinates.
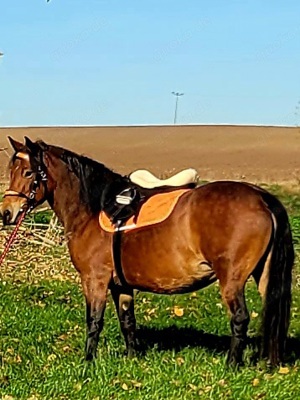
[85,351,96,362]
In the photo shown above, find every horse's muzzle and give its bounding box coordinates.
[1,204,24,226]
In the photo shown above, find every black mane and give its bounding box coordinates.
[42,142,123,215]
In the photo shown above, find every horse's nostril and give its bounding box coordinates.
[2,209,12,225]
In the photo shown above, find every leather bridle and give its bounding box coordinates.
[4,161,48,214]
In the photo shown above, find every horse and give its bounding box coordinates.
[1,136,294,367]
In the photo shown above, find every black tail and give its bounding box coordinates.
[261,192,294,365]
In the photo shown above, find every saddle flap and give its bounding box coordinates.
[99,188,191,233]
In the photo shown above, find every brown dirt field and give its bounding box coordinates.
[1,125,300,187]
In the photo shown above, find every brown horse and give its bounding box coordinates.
[1,136,294,367]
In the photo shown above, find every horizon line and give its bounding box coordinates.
[0,122,298,129]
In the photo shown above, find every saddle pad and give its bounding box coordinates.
[99,189,190,233]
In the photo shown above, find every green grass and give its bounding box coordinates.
[1,186,300,399]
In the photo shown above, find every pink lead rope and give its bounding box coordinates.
[0,211,26,266]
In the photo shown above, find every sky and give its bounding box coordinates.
[1,1,300,127]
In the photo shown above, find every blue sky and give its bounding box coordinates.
[1,1,300,127]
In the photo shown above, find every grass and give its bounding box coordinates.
[0,185,300,399]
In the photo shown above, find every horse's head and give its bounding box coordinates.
[1,136,48,225]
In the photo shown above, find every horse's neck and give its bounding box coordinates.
[45,157,95,234]
[45,152,119,235]
[50,172,90,233]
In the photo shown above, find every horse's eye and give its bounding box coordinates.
[24,170,33,178]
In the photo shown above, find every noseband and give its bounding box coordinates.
[4,161,48,214]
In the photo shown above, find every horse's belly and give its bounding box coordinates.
[123,257,217,294]
[120,216,216,294]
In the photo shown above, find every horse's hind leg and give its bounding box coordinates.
[218,261,250,366]
[110,282,137,357]
[225,288,250,366]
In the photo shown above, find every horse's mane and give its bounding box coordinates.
[38,141,122,215]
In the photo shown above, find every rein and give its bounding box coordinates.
[0,210,26,266]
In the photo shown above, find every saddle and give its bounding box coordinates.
[101,168,198,227]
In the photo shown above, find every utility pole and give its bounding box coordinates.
[171,92,184,124]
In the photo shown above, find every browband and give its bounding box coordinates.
[16,152,30,161]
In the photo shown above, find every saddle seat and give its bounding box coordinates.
[129,168,198,189]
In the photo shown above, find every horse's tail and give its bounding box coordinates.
[261,192,294,365]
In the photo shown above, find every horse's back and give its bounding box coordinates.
[193,180,272,205]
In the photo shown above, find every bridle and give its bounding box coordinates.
[0,151,49,267]
[3,154,48,214]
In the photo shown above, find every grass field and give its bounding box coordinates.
[1,185,300,399]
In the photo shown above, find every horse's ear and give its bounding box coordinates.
[7,136,24,152]
[24,136,39,155]
[37,140,48,152]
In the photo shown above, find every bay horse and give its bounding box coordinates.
[1,136,294,367]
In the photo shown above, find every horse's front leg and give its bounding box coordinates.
[81,274,110,361]
[109,281,138,357]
